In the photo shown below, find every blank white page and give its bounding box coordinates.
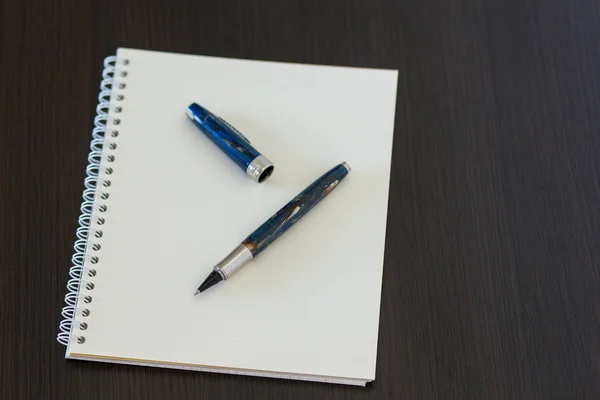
[67,48,398,384]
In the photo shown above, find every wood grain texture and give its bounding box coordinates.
[2,0,600,398]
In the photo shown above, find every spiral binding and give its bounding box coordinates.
[57,55,129,346]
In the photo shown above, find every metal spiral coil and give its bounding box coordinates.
[57,55,128,346]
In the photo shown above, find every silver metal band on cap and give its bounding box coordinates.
[213,244,254,279]
[246,155,274,183]
[341,162,351,172]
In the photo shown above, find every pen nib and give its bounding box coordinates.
[196,270,224,294]
[194,289,201,296]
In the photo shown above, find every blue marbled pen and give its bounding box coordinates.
[187,103,274,183]
[195,162,351,294]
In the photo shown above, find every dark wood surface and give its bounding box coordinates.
[2,0,600,398]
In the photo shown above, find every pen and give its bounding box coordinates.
[195,162,351,294]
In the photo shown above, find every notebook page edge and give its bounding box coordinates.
[66,353,369,386]
[116,47,399,74]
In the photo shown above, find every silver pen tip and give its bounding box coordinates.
[194,289,201,296]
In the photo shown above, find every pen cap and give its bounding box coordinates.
[186,103,274,183]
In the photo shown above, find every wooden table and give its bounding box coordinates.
[2,0,599,398]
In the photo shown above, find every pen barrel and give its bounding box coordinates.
[242,163,350,257]
[187,103,274,183]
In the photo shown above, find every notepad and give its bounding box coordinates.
[57,48,398,386]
